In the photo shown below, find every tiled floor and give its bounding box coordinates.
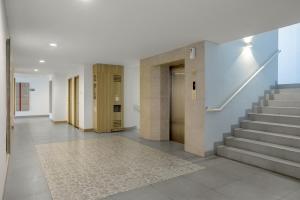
[4,117,300,200]
[36,136,203,200]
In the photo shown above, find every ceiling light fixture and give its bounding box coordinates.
[243,36,253,44]
[34,69,39,72]
[49,43,57,47]
[39,60,45,63]
[245,43,253,49]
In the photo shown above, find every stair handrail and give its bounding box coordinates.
[206,50,281,112]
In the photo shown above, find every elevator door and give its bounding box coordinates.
[170,65,185,144]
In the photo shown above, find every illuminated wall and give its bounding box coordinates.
[204,30,279,152]
[279,23,300,84]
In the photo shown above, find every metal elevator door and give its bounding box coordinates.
[170,65,185,144]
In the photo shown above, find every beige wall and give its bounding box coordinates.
[140,41,206,157]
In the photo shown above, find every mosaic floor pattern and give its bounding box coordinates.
[36,136,204,200]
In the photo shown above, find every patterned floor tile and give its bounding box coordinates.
[36,136,204,200]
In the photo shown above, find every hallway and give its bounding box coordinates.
[4,118,300,200]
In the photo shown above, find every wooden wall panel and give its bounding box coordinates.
[93,64,124,133]
[111,66,124,131]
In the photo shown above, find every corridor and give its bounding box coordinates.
[4,118,300,200]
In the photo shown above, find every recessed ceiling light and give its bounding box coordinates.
[49,43,57,47]
[39,60,45,63]
[34,69,39,72]
[243,36,253,44]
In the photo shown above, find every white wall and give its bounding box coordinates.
[15,73,50,117]
[80,64,140,129]
[124,63,140,128]
[204,30,279,152]
[0,0,8,197]
[65,65,91,129]
[279,23,300,84]
[51,65,93,129]
[83,65,93,129]
[51,73,68,122]
[50,63,140,130]
[49,65,92,129]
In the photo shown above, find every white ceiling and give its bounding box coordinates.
[6,0,300,74]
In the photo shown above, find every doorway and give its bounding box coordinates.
[68,76,79,128]
[74,76,79,128]
[68,78,74,125]
[49,80,52,113]
[6,39,11,154]
[170,64,185,144]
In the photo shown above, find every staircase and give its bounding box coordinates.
[217,86,300,179]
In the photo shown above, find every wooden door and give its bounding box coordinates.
[6,39,11,154]
[74,76,79,128]
[68,78,74,125]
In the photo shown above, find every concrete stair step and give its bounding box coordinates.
[217,85,300,179]
[258,106,300,116]
[225,136,300,163]
[248,112,300,125]
[241,120,300,137]
[278,88,300,93]
[234,128,300,149]
[272,93,300,101]
[217,145,300,179]
[267,100,300,107]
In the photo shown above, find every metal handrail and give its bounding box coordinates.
[206,50,281,112]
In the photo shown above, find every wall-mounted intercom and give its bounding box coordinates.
[189,48,196,60]
[192,81,196,100]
